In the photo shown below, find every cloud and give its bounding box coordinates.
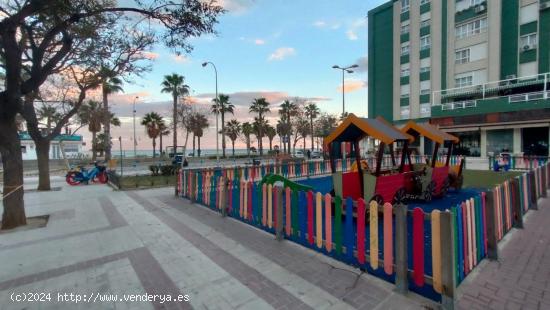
[138,51,159,60]
[254,39,265,45]
[313,20,340,30]
[268,47,295,61]
[109,91,152,105]
[195,91,330,107]
[172,54,191,63]
[313,20,326,27]
[355,56,368,73]
[346,30,358,40]
[337,79,367,93]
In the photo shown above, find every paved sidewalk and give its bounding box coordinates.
[0,181,436,310]
[456,197,550,310]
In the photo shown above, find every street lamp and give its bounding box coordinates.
[332,64,359,116]
[202,61,219,164]
[132,96,139,158]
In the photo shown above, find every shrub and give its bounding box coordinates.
[149,165,160,176]
[160,165,175,176]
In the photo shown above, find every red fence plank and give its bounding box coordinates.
[412,207,425,287]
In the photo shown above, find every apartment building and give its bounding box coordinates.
[368,0,550,157]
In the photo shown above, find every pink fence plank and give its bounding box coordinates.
[285,187,291,236]
[412,207,425,287]
[356,199,366,264]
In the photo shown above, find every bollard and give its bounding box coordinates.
[440,211,456,310]
[394,204,409,294]
[529,171,538,210]
[275,185,284,241]
[511,179,523,229]
[484,191,498,260]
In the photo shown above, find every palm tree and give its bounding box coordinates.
[161,73,189,153]
[249,98,270,155]
[225,119,241,156]
[78,100,106,161]
[158,121,170,157]
[141,112,163,157]
[279,100,298,154]
[252,117,268,152]
[100,69,124,161]
[190,113,209,157]
[265,124,276,152]
[304,103,320,151]
[211,94,235,158]
[241,122,253,157]
[37,104,61,133]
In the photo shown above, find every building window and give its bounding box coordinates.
[420,35,431,50]
[401,42,410,56]
[420,19,431,28]
[400,63,410,77]
[420,66,430,73]
[455,75,473,88]
[420,80,431,94]
[470,0,484,5]
[455,48,470,64]
[420,103,431,117]
[400,106,410,119]
[401,23,410,34]
[455,17,487,39]
[401,0,410,13]
[520,33,538,50]
[400,84,410,98]
[420,0,430,5]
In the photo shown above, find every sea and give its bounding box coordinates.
[111,149,252,158]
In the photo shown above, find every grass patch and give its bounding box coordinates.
[462,170,522,189]
[120,175,177,189]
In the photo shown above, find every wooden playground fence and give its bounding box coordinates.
[175,161,549,309]
[488,155,549,171]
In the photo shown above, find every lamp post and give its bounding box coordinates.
[202,61,219,164]
[332,64,358,116]
[132,96,139,159]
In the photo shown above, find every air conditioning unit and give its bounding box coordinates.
[475,5,486,13]
[541,2,550,10]
[523,44,532,51]
[506,74,516,79]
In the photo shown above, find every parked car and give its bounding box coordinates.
[293,150,304,158]
[311,150,321,159]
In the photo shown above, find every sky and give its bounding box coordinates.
[95,0,388,151]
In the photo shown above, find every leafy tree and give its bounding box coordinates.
[158,121,170,157]
[161,73,190,152]
[100,69,123,161]
[252,117,268,152]
[279,100,299,154]
[211,94,234,158]
[189,113,209,157]
[295,118,310,153]
[314,113,338,149]
[241,122,254,157]
[304,103,320,150]
[249,98,270,155]
[224,119,241,156]
[141,112,163,157]
[78,101,107,161]
[0,0,223,228]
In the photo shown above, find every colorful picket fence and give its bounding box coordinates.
[175,161,550,308]
[488,155,549,171]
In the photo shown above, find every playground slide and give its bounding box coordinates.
[260,173,313,192]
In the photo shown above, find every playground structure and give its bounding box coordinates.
[324,114,414,205]
[400,121,462,202]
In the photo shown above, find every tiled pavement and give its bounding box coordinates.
[456,197,550,310]
[0,179,437,309]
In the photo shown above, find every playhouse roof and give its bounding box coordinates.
[324,114,413,146]
[400,121,459,145]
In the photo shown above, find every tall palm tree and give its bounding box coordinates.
[191,113,209,157]
[78,100,106,161]
[101,69,124,161]
[225,119,241,157]
[304,103,320,151]
[252,117,268,152]
[161,73,189,154]
[265,124,276,151]
[249,98,270,155]
[211,94,235,158]
[279,100,298,154]
[141,112,163,157]
[241,122,253,157]
[158,121,170,157]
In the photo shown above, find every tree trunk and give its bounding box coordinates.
[269,139,273,151]
[102,85,112,161]
[159,134,163,157]
[310,119,314,151]
[197,136,201,157]
[36,139,51,191]
[92,131,97,161]
[192,134,196,156]
[0,121,26,229]
[152,138,156,158]
[172,93,177,152]
[182,130,189,159]
[232,140,235,156]
[246,138,250,156]
[221,112,226,158]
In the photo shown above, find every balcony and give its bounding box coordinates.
[431,73,550,118]
[455,1,487,24]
